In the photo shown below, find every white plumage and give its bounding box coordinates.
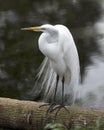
[22,24,80,106]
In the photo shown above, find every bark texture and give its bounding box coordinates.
[0,97,104,130]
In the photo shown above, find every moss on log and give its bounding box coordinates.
[0,97,104,129]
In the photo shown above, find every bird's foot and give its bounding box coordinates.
[51,103,70,117]
[47,102,57,113]
[39,103,69,118]
[39,102,57,114]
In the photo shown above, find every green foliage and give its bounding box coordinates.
[44,117,104,130]
[44,123,66,130]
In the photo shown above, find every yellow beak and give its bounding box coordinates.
[21,26,42,31]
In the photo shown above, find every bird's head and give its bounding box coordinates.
[21,24,57,34]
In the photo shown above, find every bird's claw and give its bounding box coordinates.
[47,102,56,113]
[39,102,57,113]
[51,104,70,117]
[39,103,69,118]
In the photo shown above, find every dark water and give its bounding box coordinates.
[0,0,103,101]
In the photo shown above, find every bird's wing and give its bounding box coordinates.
[63,40,80,101]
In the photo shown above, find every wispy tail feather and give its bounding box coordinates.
[31,57,56,101]
[36,57,48,79]
[31,56,79,104]
[30,57,49,99]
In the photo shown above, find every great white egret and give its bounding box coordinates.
[22,24,80,113]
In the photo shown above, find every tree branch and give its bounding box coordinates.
[0,97,104,130]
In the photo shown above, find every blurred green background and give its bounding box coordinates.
[0,0,103,100]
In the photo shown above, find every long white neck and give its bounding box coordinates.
[38,32,59,60]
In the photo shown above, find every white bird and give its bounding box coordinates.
[22,24,80,112]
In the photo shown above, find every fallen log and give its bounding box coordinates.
[0,97,104,130]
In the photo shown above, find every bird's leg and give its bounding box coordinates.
[62,76,64,105]
[47,75,59,113]
[39,75,59,111]
[52,77,69,117]
[53,75,59,102]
